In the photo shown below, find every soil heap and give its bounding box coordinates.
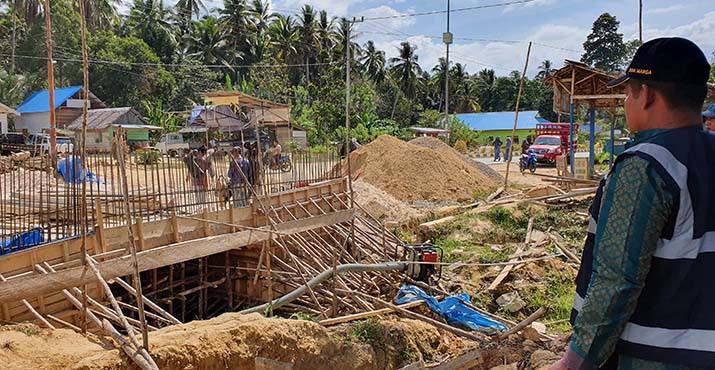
[349,135,497,203]
[410,136,504,183]
[0,314,468,370]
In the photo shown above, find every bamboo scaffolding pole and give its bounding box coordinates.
[113,128,150,349]
[33,264,158,370]
[110,276,182,325]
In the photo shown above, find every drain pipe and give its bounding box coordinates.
[240,262,407,315]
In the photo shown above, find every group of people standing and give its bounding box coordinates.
[493,136,531,162]
[182,142,260,209]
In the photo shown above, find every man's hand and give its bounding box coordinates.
[548,357,569,370]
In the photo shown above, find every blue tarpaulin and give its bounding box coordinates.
[394,285,508,335]
[58,156,103,184]
[1,228,44,255]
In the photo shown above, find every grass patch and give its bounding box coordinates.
[523,272,574,332]
[21,326,40,336]
[287,312,319,322]
[348,319,384,345]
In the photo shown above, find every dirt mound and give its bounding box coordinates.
[410,136,504,184]
[349,135,497,203]
[0,314,470,370]
[353,180,425,224]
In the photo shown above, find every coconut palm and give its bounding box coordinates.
[536,59,555,80]
[268,14,298,64]
[82,0,120,31]
[219,0,251,49]
[475,68,497,111]
[389,42,420,99]
[296,5,320,65]
[250,0,274,35]
[360,41,385,83]
[185,16,240,70]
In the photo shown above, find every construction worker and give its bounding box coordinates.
[703,103,715,131]
[183,146,214,207]
[227,147,251,207]
[550,38,714,370]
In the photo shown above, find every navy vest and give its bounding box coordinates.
[572,127,715,368]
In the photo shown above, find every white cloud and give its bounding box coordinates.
[504,0,556,13]
[645,5,687,15]
[274,0,366,17]
[638,12,715,54]
[358,6,416,30]
[370,23,587,78]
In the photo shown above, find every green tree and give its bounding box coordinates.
[389,42,420,100]
[622,39,641,68]
[536,60,555,80]
[89,33,176,108]
[581,13,627,72]
[475,69,498,111]
[185,16,240,72]
[123,0,177,63]
[360,41,385,83]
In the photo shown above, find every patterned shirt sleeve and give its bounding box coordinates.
[566,155,674,369]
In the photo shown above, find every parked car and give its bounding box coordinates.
[154,133,190,156]
[28,133,74,154]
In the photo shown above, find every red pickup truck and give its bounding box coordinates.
[529,123,579,163]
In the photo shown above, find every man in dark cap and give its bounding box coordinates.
[550,38,715,370]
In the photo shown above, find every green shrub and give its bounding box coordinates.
[135,149,161,165]
[309,145,330,154]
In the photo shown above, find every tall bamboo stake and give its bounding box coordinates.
[78,0,90,335]
[503,42,532,188]
[43,0,58,169]
[114,127,150,350]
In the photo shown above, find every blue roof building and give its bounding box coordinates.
[13,86,106,133]
[456,111,548,144]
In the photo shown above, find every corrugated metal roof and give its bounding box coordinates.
[65,107,151,130]
[456,111,545,131]
[16,86,82,114]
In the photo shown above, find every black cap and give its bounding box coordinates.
[608,37,711,88]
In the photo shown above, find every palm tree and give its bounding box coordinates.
[268,14,298,64]
[250,0,274,35]
[126,0,177,61]
[536,60,555,80]
[475,68,497,111]
[219,0,251,49]
[360,41,385,83]
[296,4,320,75]
[82,0,120,31]
[185,16,240,70]
[389,42,420,99]
[316,10,336,52]
[431,57,449,110]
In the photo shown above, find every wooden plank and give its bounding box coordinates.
[319,300,425,326]
[487,218,533,291]
[0,210,354,304]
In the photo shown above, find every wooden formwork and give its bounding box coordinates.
[0,178,351,326]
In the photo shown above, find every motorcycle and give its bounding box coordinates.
[519,149,537,174]
[264,153,293,173]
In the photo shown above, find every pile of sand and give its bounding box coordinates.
[0,314,467,370]
[410,136,504,183]
[349,135,497,203]
[353,180,425,224]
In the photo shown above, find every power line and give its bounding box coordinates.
[0,53,337,69]
[361,0,539,21]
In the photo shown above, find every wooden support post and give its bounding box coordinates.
[198,257,204,319]
[225,251,233,311]
[171,209,180,243]
[202,208,212,237]
[111,276,182,325]
[136,216,146,252]
[95,198,106,253]
[265,243,273,317]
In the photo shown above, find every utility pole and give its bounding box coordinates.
[639,0,643,44]
[43,0,58,169]
[503,42,532,188]
[443,0,452,130]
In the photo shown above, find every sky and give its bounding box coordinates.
[261,0,715,77]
